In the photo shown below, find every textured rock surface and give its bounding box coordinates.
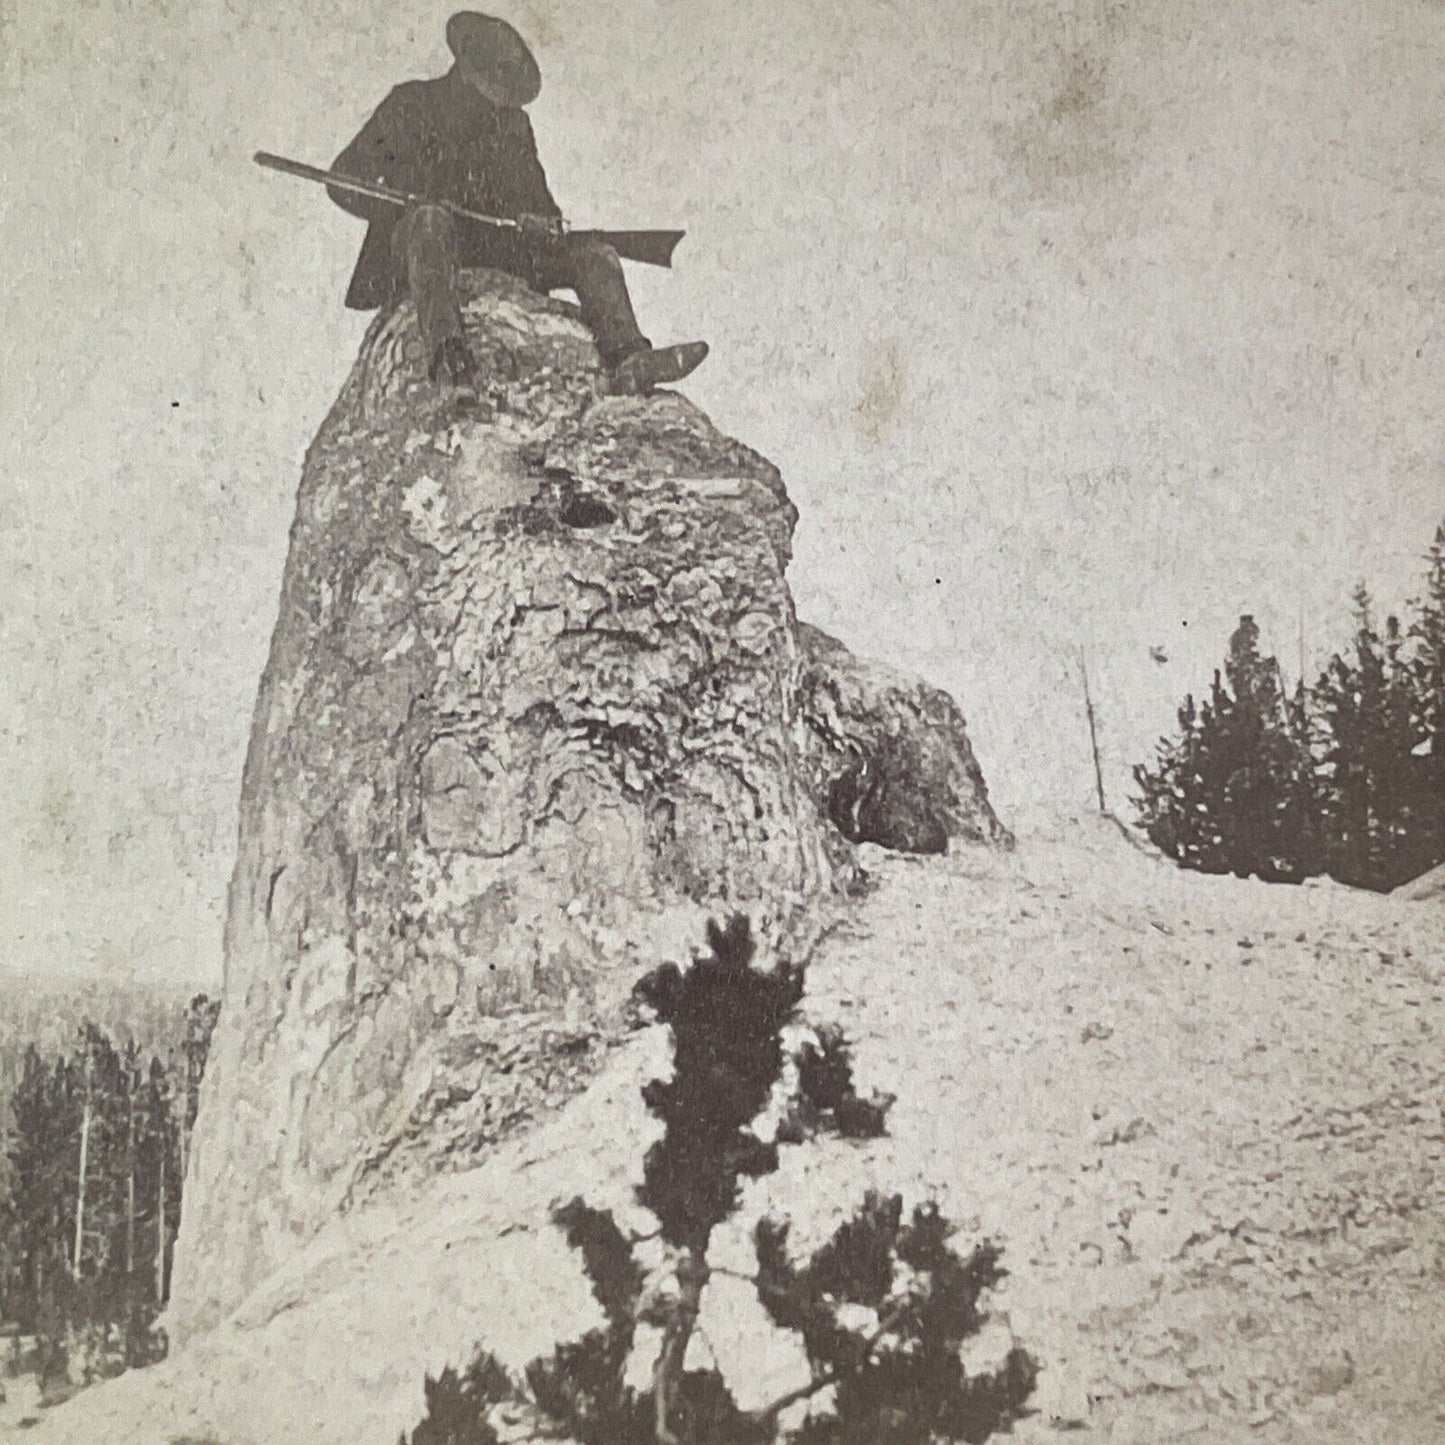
[167,271,1000,1342]
[799,623,1010,855]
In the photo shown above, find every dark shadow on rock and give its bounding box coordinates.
[827,732,951,855]
[799,622,1011,856]
[558,493,618,529]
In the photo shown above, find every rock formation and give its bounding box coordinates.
[168,271,1004,1342]
[799,623,1011,856]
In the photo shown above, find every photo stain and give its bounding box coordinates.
[995,5,1139,202]
[1045,51,1107,124]
[36,776,79,859]
[853,343,906,445]
[513,1,564,50]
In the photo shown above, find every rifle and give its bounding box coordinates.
[254,151,684,269]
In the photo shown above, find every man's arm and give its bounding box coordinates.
[510,112,563,223]
[328,88,417,222]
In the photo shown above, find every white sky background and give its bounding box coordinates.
[2,0,1443,982]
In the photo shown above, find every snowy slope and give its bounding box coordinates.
[14,823,1445,1443]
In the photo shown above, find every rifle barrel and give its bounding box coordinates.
[253,151,522,232]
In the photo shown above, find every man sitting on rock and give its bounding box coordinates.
[328,11,708,397]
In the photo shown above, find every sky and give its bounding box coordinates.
[2,0,1443,982]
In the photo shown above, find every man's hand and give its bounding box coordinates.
[517,212,564,241]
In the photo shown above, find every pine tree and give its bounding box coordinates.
[633,915,804,1442]
[67,1027,127,1296]
[1281,676,1326,879]
[1133,693,1210,868]
[1312,589,1427,890]
[122,1041,141,1296]
[71,1042,93,1284]
[5,1046,67,1330]
[1404,524,1445,877]
[405,919,1034,1445]
[141,1055,178,1309]
[1134,616,1317,881]
[1215,618,1301,880]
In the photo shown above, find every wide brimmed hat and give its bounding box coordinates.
[446,12,541,107]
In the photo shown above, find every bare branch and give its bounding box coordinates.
[757,1297,912,1423]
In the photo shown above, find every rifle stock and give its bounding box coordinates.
[572,229,684,269]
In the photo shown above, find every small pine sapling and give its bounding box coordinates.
[402,914,1036,1444]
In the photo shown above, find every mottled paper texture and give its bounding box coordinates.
[2,2,1443,1441]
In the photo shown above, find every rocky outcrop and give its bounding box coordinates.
[799,623,1011,856]
[167,271,1002,1342]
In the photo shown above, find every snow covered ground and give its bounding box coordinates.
[14,819,1445,1443]
[0,1372,42,1433]
[797,820,1445,1442]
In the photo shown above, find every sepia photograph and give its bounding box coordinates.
[2,1,1443,1440]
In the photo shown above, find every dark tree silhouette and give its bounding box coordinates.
[1134,523,1445,893]
[403,918,1034,1445]
[1405,525,1445,870]
[1134,616,1317,882]
[0,1000,220,1384]
[1313,591,1431,890]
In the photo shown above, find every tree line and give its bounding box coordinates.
[0,995,218,1386]
[1134,522,1445,891]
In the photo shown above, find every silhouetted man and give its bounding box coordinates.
[328,12,708,395]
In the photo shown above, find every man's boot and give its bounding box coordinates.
[609,341,709,396]
[428,335,485,418]
[429,334,478,388]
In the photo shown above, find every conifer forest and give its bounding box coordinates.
[1134,522,1445,892]
[0,992,218,1392]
